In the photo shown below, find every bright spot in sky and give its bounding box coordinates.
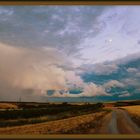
[108,39,112,43]
[105,39,113,44]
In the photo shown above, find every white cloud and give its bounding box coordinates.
[122,78,140,87]
[0,42,81,101]
[0,43,68,91]
[48,82,110,98]
[49,90,86,98]
[81,83,110,97]
[65,71,85,90]
[103,80,124,89]
[127,67,138,73]
[80,6,140,64]
[136,72,140,77]
[92,63,118,75]
[1,42,113,101]
[118,92,131,97]
[79,63,118,75]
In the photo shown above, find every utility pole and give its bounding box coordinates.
[19,96,21,102]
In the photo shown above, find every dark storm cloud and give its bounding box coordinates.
[0,6,107,55]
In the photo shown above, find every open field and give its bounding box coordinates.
[0,111,107,134]
[0,100,140,134]
[0,103,18,109]
[121,105,140,116]
[0,102,105,127]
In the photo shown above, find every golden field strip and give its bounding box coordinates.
[0,103,18,109]
[121,105,140,117]
[0,111,106,134]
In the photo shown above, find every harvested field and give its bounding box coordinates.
[0,111,107,134]
[121,105,140,116]
[0,103,18,109]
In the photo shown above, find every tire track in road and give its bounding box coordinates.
[108,111,119,134]
[116,109,140,134]
[96,108,140,134]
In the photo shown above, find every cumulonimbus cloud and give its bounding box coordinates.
[0,42,139,101]
[0,42,77,101]
[1,42,110,101]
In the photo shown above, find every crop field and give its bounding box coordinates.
[0,111,107,134]
[0,102,105,128]
[122,105,140,116]
[0,101,139,134]
[0,103,18,109]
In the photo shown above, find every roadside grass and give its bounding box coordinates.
[102,108,112,113]
[0,116,48,127]
[59,111,109,134]
[121,105,140,127]
[116,107,126,110]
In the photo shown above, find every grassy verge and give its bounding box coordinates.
[59,111,109,134]
[127,114,140,128]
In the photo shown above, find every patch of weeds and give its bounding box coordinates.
[130,114,140,128]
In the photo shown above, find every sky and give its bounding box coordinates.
[0,6,140,102]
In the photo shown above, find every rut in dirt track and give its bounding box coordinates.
[96,108,140,134]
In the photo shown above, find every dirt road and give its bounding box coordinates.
[95,108,140,134]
